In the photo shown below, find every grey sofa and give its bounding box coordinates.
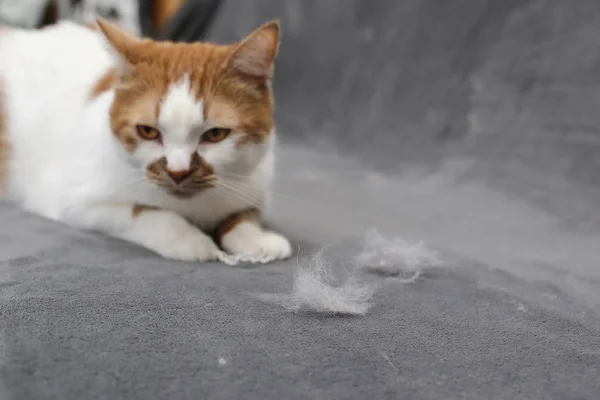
[1,1,600,399]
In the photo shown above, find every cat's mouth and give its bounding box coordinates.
[146,167,218,198]
[168,189,197,199]
[164,179,217,199]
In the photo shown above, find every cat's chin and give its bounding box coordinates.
[165,185,216,199]
[149,181,216,199]
[167,189,201,199]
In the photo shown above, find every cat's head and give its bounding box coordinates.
[96,18,279,198]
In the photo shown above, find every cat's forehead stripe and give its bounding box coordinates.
[158,74,204,138]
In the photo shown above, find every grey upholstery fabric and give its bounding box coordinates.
[2,1,600,399]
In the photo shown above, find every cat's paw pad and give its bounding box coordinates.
[222,230,292,264]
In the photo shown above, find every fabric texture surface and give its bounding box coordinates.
[2,1,600,399]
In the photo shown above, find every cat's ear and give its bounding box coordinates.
[228,20,280,79]
[95,18,141,68]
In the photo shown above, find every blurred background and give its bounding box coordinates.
[0,0,217,38]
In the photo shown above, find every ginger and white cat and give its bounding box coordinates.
[0,19,292,263]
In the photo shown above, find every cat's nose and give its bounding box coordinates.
[167,169,192,184]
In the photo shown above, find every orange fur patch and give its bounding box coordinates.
[132,204,160,218]
[206,74,274,143]
[214,208,260,244]
[90,68,117,99]
[205,100,240,130]
[110,81,160,152]
[95,19,279,152]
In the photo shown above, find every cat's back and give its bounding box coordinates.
[0,21,112,102]
[0,22,114,211]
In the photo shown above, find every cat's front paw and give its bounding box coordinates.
[221,228,292,264]
[149,218,221,262]
[158,233,221,262]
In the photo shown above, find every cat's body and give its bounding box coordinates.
[0,20,291,263]
[57,0,142,36]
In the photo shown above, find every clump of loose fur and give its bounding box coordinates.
[288,248,376,315]
[257,247,376,315]
[356,229,441,282]
[254,230,442,317]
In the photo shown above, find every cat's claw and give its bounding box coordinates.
[216,251,242,266]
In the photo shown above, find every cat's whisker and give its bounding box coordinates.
[218,180,262,200]
[215,181,262,208]
[205,189,233,210]
[215,188,261,209]
[217,179,351,222]
[211,189,252,209]
[219,172,253,180]
[216,179,261,201]
[220,177,311,205]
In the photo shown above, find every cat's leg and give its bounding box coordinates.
[216,209,292,263]
[64,203,222,261]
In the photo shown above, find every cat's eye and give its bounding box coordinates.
[136,125,161,141]
[201,127,231,143]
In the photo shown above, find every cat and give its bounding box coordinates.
[0,18,292,263]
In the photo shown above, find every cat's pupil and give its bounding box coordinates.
[136,125,159,140]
